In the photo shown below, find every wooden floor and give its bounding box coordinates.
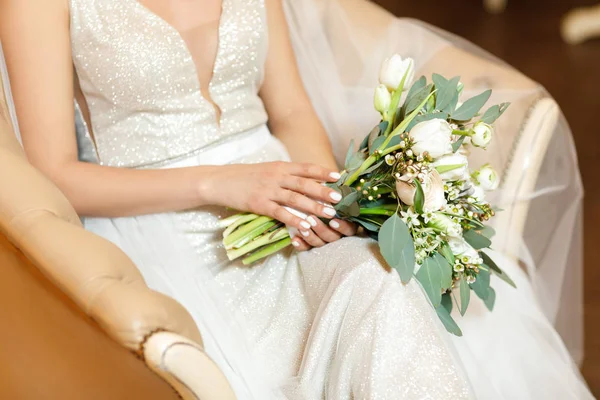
[373,0,600,395]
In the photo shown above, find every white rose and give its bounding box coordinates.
[379,54,415,92]
[373,84,392,114]
[428,213,462,238]
[432,153,469,181]
[448,237,479,263]
[396,169,447,211]
[409,119,453,159]
[471,121,494,148]
[473,164,499,191]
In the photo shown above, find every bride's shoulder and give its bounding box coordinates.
[0,0,70,21]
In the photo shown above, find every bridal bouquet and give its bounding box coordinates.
[220,54,515,334]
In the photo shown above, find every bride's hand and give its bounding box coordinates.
[202,161,343,230]
[292,216,358,251]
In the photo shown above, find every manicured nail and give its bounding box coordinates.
[307,216,318,227]
[300,230,310,237]
[323,207,337,217]
[329,220,340,229]
[329,172,341,180]
[292,240,300,247]
[300,221,311,230]
[329,191,342,202]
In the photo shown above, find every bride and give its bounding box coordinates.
[0,0,593,398]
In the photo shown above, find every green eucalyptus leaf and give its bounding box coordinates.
[360,126,378,150]
[432,73,449,90]
[441,292,453,314]
[362,160,385,175]
[439,241,455,265]
[484,287,496,311]
[413,179,425,214]
[416,253,451,307]
[463,229,492,250]
[478,225,496,240]
[378,214,415,284]
[481,102,510,124]
[349,217,381,232]
[470,266,491,301]
[370,136,387,155]
[405,84,433,115]
[442,91,460,114]
[344,139,355,169]
[459,275,471,316]
[436,302,463,336]
[406,112,448,132]
[436,76,460,111]
[452,136,466,153]
[480,251,516,288]
[346,151,367,171]
[405,76,427,106]
[451,89,492,121]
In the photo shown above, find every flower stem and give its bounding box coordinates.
[222,213,259,238]
[359,208,396,216]
[227,227,289,261]
[242,237,293,265]
[452,129,473,137]
[223,216,274,249]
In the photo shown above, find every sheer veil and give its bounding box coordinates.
[0,0,584,384]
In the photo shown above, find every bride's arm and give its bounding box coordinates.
[260,0,338,171]
[0,0,340,227]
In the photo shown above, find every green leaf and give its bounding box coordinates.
[346,150,367,171]
[361,160,384,175]
[481,102,510,124]
[393,91,436,137]
[435,163,466,175]
[432,73,449,90]
[405,84,433,115]
[439,241,455,265]
[470,266,491,301]
[452,136,466,153]
[463,229,492,250]
[369,136,386,155]
[405,76,426,105]
[344,139,355,169]
[416,253,451,307]
[436,76,460,111]
[413,179,425,214]
[442,91,460,114]
[480,251,516,288]
[458,275,471,316]
[451,89,492,121]
[406,112,448,132]
[348,217,381,232]
[361,125,380,151]
[477,225,496,240]
[441,292,453,314]
[484,287,496,311]
[436,302,463,336]
[378,214,415,284]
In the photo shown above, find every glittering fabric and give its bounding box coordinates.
[73,1,473,398]
[70,0,268,168]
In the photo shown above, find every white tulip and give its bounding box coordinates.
[471,121,494,148]
[473,164,499,191]
[409,119,453,159]
[432,153,469,181]
[448,237,479,262]
[379,54,415,92]
[396,169,447,211]
[374,84,392,114]
[427,213,462,238]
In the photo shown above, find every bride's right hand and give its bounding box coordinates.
[201,162,343,230]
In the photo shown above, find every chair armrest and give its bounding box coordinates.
[144,332,237,400]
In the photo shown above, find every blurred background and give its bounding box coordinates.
[372,0,600,395]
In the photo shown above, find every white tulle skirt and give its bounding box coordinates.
[82,124,593,399]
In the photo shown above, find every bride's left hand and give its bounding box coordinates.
[292,217,358,250]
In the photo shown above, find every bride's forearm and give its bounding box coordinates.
[269,110,338,170]
[50,161,212,218]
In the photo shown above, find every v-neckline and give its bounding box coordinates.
[128,0,227,128]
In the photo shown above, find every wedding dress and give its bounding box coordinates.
[0,0,592,398]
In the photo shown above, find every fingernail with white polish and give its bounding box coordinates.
[329,191,342,202]
[329,172,341,180]
[292,240,300,247]
[300,221,311,230]
[301,230,310,237]
[324,207,337,217]
[329,220,340,229]
[307,216,318,227]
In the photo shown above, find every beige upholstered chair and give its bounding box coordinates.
[0,61,236,399]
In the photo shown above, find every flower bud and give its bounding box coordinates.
[432,153,469,181]
[473,164,499,191]
[409,119,453,159]
[374,84,392,114]
[427,213,462,238]
[379,54,415,92]
[471,121,494,148]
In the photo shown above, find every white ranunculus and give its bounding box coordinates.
[374,84,392,114]
[396,169,447,211]
[432,153,469,181]
[379,54,415,92]
[427,213,462,238]
[409,119,453,159]
[471,121,494,148]
[471,183,486,202]
[448,237,479,262]
[474,164,499,191]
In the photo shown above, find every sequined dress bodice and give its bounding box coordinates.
[70,0,269,168]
